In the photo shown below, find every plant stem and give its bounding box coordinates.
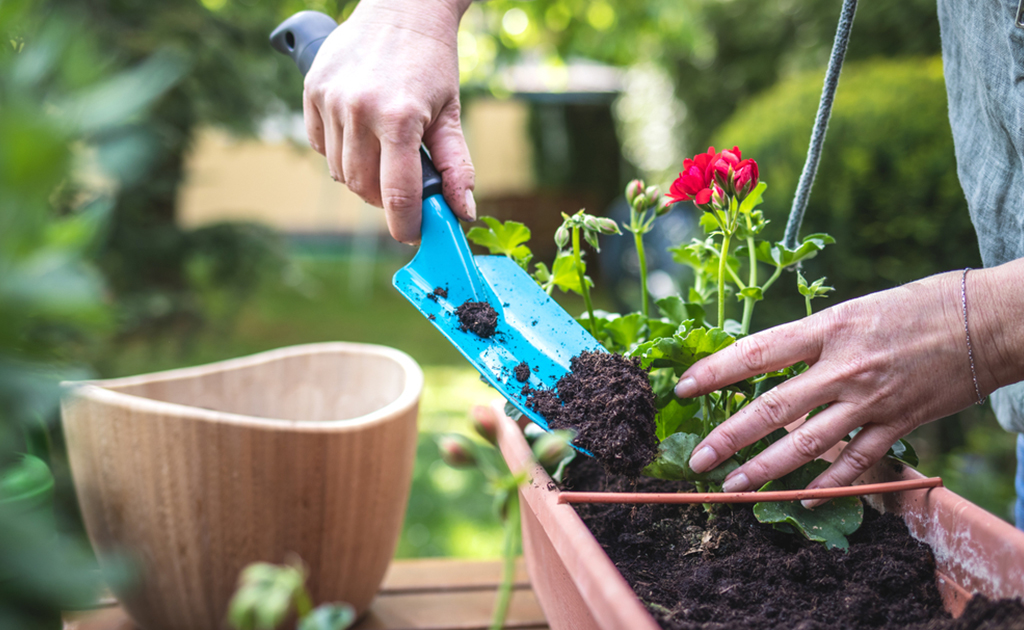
[294,586,314,620]
[761,265,784,295]
[634,231,649,318]
[741,232,758,335]
[700,395,711,437]
[716,232,731,328]
[490,494,521,630]
[805,295,813,317]
[572,227,597,335]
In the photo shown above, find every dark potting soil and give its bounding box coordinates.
[514,361,531,383]
[433,286,448,299]
[562,457,1024,630]
[455,300,498,338]
[527,351,657,477]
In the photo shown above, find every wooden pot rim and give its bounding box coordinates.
[61,342,424,432]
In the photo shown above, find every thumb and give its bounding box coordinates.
[424,101,477,222]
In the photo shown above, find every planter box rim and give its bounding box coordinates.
[62,342,423,432]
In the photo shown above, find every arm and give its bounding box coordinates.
[302,0,475,244]
[677,259,1024,503]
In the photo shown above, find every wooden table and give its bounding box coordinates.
[63,558,549,630]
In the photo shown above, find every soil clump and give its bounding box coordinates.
[456,300,498,338]
[526,351,657,477]
[514,362,531,383]
[562,457,1024,630]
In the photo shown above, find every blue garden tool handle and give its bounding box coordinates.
[270,10,486,299]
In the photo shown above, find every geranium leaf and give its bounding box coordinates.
[298,604,357,630]
[466,217,533,269]
[602,312,647,351]
[737,287,763,302]
[654,399,701,441]
[753,460,863,551]
[630,326,735,375]
[655,296,706,327]
[546,252,591,295]
[643,432,738,482]
[738,181,767,215]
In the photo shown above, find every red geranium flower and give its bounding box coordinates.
[668,146,719,206]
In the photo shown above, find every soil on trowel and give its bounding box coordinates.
[427,286,448,302]
[514,361,531,383]
[561,457,1024,630]
[456,300,498,338]
[526,351,657,477]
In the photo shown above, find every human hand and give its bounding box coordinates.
[675,270,992,505]
[302,0,476,244]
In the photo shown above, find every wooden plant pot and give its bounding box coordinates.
[61,343,422,630]
[486,401,1024,630]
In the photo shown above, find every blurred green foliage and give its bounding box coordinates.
[0,0,180,624]
[713,56,979,325]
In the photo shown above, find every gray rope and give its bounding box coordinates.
[782,0,858,250]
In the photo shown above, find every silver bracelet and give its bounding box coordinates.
[961,268,986,405]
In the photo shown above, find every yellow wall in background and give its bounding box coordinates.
[176,98,534,233]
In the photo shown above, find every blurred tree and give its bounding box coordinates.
[1,0,180,623]
[44,0,318,345]
[714,56,977,325]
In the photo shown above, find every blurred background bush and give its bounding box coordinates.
[0,0,1013,621]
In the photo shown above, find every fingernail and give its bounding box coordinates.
[675,376,697,398]
[721,472,750,493]
[801,498,821,510]
[465,190,477,220]
[688,446,717,473]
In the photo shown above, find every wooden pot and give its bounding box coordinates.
[486,401,1024,630]
[61,342,422,630]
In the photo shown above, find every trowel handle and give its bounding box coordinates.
[270,11,443,199]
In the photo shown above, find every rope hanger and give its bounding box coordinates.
[782,0,858,250]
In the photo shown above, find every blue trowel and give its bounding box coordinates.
[271,11,605,432]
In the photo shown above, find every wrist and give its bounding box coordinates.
[353,0,472,34]
[964,260,1024,395]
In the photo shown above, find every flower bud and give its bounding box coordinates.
[596,217,620,234]
[711,185,726,210]
[554,224,570,249]
[583,215,600,232]
[473,413,499,446]
[655,195,673,216]
[631,193,648,211]
[733,159,759,201]
[438,434,476,469]
[644,185,660,201]
[624,179,645,205]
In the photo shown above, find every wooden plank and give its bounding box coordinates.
[63,558,548,630]
[380,558,532,594]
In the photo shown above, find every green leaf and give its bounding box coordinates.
[888,438,919,467]
[757,233,836,269]
[698,212,721,234]
[797,270,834,298]
[654,399,701,441]
[753,460,864,551]
[544,252,591,295]
[647,318,679,339]
[737,286,763,302]
[466,217,533,269]
[603,312,647,350]
[643,432,739,482]
[631,325,735,375]
[655,296,706,327]
[298,604,357,630]
[737,181,767,215]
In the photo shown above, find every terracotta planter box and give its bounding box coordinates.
[61,343,422,630]
[486,401,1024,630]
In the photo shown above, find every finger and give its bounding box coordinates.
[423,101,476,221]
[801,424,901,508]
[379,134,423,244]
[323,109,345,185]
[303,88,326,156]
[342,120,382,207]
[688,369,837,474]
[718,401,858,493]
[675,319,824,399]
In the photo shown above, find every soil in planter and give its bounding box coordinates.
[455,300,498,338]
[526,351,657,477]
[562,457,1024,630]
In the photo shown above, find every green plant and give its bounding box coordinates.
[437,415,573,630]
[227,558,355,630]
[468,146,919,550]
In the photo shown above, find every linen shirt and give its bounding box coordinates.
[939,0,1024,432]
